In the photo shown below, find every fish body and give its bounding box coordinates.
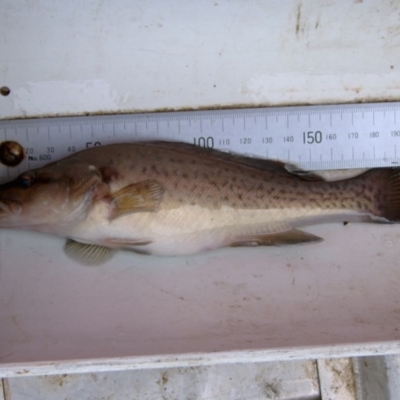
[0,141,398,264]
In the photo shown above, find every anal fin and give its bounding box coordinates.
[230,229,323,247]
[64,239,116,266]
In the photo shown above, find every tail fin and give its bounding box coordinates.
[368,168,400,222]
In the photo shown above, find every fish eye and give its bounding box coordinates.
[19,173,34,189]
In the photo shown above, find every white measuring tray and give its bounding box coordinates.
[1,220,400,377]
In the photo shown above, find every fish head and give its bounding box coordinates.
[0,163,104,230]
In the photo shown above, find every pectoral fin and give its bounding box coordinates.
[111,180,164,219]
[64,239,116,266]
[230,229,323,247]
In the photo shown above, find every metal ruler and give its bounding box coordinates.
[0,102,399,184]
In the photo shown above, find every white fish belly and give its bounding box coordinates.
[66,204,363,256]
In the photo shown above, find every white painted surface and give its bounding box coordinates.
[1,0,400,379]
[2,222,400,376]
[1,0,400,119]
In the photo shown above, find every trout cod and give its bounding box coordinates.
[0,141,398,265]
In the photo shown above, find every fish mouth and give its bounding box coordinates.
[0,199,22,218]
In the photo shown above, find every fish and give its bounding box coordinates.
[0,141,399,265]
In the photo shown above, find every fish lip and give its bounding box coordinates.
[0,199,22,217]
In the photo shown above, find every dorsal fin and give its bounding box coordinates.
[137,141,324,181]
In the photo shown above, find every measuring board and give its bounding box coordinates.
[0,102,399,184]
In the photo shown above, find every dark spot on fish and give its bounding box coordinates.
[177,197,184,203]
[343,221,349,226]
[173,182,178,189]
[232,177,237,182]
[173,169,178,176]
[151,165,158,173]
[99,167,120,184]
[222,195,228,201]
[169,157,175,163]
[142,166,147,174]
[238,193,243,200]
[163,171,170,178]
[182,172,188,179]
[190,201,196,206]
[229,184,234,190]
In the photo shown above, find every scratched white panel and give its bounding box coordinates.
[3,361,319,400]
[318,358,358,400]
[1,0,400,119]
[1,0,400,380]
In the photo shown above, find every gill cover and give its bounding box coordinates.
[0,163,106,229]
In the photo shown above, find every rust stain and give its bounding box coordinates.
[344,86,363,94]
[302,361,319,389]
[3,96,400,122]
[45,374,70,388]
[0,86,10,96]
[295,3,302,37]
[15,369,30,375]
[0,140,25,166]
[156,371,170,390]
[264,381,280,397]
[323,358,358,397]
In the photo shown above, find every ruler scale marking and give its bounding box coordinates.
[0,102,400,183]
